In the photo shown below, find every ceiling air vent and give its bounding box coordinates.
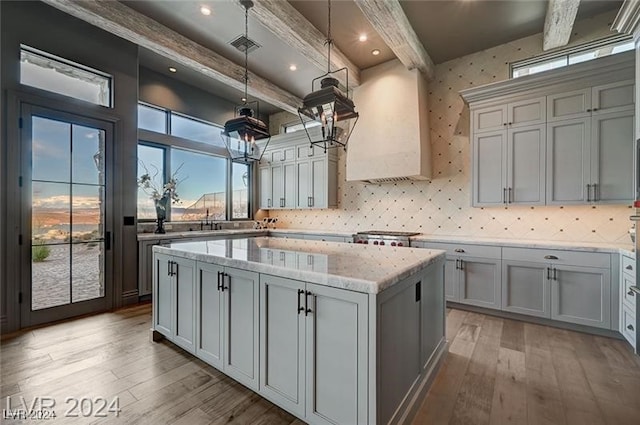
[229,35,260,54]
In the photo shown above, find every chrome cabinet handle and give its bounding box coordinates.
[454,248,465,253]
[586,184,592,202]
[544,255,558,260]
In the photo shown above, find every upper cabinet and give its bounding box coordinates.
[462,52,635,207]
[258,128,338,211]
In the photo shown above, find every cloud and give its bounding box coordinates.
[33,195,101,209]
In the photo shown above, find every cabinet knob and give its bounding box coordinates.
[626,265,633,270]
[544,255,559,260]
[628,324,635,331]
[586,108,592,112]
[592,108,598,112]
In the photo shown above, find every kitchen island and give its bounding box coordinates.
[152,237,446,425]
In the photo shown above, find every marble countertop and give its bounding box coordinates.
[153,237,446,294]
[138,229,267,241]
[409,234,634,254]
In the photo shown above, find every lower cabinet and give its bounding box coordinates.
[458,257,501,309]
[195,262,260,391]
[152,253,196,353]
[259,274,369,425]
[502,260,550,318]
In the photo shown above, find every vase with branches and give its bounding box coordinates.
[137,161,184,233]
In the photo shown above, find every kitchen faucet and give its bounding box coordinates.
[200,208,215,230]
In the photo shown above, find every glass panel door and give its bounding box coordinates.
[22,105,112,325]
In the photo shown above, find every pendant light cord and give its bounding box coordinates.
[244,3,249,104]
[326,0,332,74]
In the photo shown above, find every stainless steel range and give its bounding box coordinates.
[353,230,420,247]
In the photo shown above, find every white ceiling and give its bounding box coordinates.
[122,0,623,115]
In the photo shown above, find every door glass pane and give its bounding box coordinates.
[30,115,106,311]
[72,241,104,303]
[72,184,103,241]
[72,124,104,185]
[32,117,70,182]
[232,162,249,219]
[32,181,70,244]
[32,244,71,310]
[171,149,227,221]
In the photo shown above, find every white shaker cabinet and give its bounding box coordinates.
[472,97,545,133]
[258,165,272,209]
[152,253,196,353]
[259,274,369,425]
[473,124,545,206]
[502,260,550,318]
[195,262,224,369]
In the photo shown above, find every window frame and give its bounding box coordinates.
[136,104,254,222]
[510,34,634,79]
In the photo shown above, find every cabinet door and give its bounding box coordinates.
[173,257,196,354]
[271,164,283,209]
[310,157,327,208]
[297,143,316,159]
[590,110,634,203]
[305,283,368,425]
[139,241,158,296]
[195,262,224,368]
[621,305,636,348]
[459,257,501,309]
[507,124,545,204]
[259,166,272,209]
[283,162,296,208]
[296,160,311,209]
[551,265,611,329]
[508,97,545,128]
[259,275,305,417]
[473,130,507,205]
[223,267,260,390]
[153,253,173,339]
[270,146,296,163]
[444,258,459,301]
[592,80,634,115]
[547,88,592,122]
[502,260,550,318]
[472,104,507,133]
[546,118,591,204]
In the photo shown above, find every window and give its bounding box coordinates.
[138,103,167,133]
[284,119,321,134]
[511,36,634,79]
[137,102,252,222]
[137,145,165,220]
[170,149,227,221]
[232,162,250,219]
[20,45,112,106]
[171,113,224,146]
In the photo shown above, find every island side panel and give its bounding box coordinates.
[376,258,446,425]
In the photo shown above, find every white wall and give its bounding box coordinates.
[268,10,633,245]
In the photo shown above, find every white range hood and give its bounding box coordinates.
[346,59,431,183]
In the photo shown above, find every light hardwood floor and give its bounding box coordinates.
[1,304,639,424]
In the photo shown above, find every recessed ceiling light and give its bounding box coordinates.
[168,67,177,73]
[200,6,211,16]
[289,64,297,71]
[359,34,367,42]
[241,97,247,102]
[371,49,380,56]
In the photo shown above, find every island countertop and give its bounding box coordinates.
[153,236,446,294]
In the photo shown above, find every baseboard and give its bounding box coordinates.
[121,289,139,306]
[448,302,623,340]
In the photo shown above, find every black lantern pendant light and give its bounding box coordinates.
[221,0,270,162]
[298,0,359,152]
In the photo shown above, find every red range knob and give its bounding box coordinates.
[356,240,363,244]
[363,240,369,244]
[391,242,397,246]
[373,241,379,245]
[379,241,385,246]
[397,242,404,247]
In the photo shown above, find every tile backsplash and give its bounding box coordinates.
[268,10,634,245]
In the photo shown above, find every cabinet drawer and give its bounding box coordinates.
[623,273,637,310]
[418,242,501,259]
[621,305,636,348]
[622,255,635,278]
[502,247,610,268]
[547,88,592,122]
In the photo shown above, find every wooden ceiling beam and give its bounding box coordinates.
[250,0,360,88]
[353,0,435,80]
[40,0,301,114]
[543,0,581,51]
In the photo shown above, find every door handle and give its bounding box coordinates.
[105,231,111,250]
[553,267,557,281]
[592,183,598,202]
[459,259,464,271]
[297,289,305,314]
[304,290,313,316]
[508,187,512,204]
[454,248,465,253]
[221,273,229,291]
[546,267,551,280]
[173,261,178,277]
[309,197,314,207]
[544,255,558,260]
[217,271,223,291]
[455,259,460,270]
[280,198,284,208]
[267,198,272,208]
[586,184,592,202]
[167,260,172,276]
[503,188,507,204]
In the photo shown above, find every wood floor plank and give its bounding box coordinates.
[500,320,525,352]
[489,347,527,425]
